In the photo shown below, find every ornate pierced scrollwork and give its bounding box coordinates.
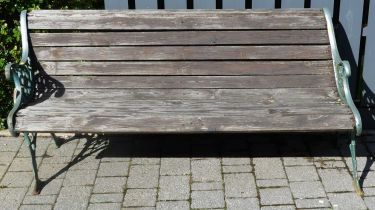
[323,8,362,136]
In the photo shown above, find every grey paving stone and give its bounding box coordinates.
[27,178,63,196]
[17,139,50,158]
[123,189,157,207]
[93,177,127,193]
[261,205,296,210]
[314,160,346,169]
[54,186,92,210]
[123,208,155,210]
[22,195,56,205]
[19,205,52,210]
[45,140,77,157]
[42,156,72,164]
[100,156,131,162]
[290,181,326,199]
[158,175,189,201]
[259,187,294,205]
[127,165,159,188]
[191,158,222,182]
[223,165,252,173]
[191,182,223,191]
[97,162,129,177]
[0,165,7,179]
[88,203,122,210]
[8,157,42,172]
[132,158,160,165]
[0,151,16,164]
[295,198,331,209]
[285,166,319,182]
[156,201,189,210]
[0,138,22,152]
[344,156,370,172]
[160,158,190,176]
[224,173,257,198]
[363,187,375,196]
[226,198,260,210]
[328,193,367,210]
[253,158,286,179]
[364,196,375,210]
[0,171,33,187]
[318,169,355,192]
[69,158,100,170]
[0,187,28,210]
[63,169,96,186]
[283,157,313,166]
[90,193,123,203]
[361,170,375,188]
[257,179,288,188]
[222,157,251,165]
[191,190,225,209]
[38,163,67,179]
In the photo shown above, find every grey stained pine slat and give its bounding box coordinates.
[39,61,333,76]
[15,113,354,133]
[38,75,335,89]
[29,30,329,46]
[27,9,326,30]
[33,46,331,61]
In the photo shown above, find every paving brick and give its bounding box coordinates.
[45,141,77,157]
[19,205,52,210]
[63,169,96,186]
[160,158,190,176]
[54,186,92,210]
[361,170,375,188]
[318,169,354,192]
[222,165,252,173]
[191,190,225,209]
[364,197,375,210]
[290,181,326,199]
[344,156,370,172]
[0,171,33,187]
[285,166,319,182]
[0,138,22,152]
[259,187,293,205]
[0,151,16,164]
[363,187,375,196]
[93,177,126,193]
[253,158,286,179]
[27,178,63,196]
[123,189,157,207]
[42,156,72,164]
[69,159,100,170]
[295,198,331,209]
[328,193,367,210]
[132,158,160,165]
[156,201,189,210]
[22,195,56,205]
[191,159,222,182]
[222,157,251,165]
[191,182,223,191]
[158,176,189,201]
[0,165,7,179]
[38,163,67,179]
[8,157,42,172]
[226,198,260,210]
[90,193,123,203]
[257,179,288,188]
[261,205,296,210]
[88,203,122,210]
[0,187,28,210]
[314,160,346,169]
[224,173,257,198]
[127,165,159,188]
[17,139,50,158]
[97,162,129,177]
[283,157,313,166]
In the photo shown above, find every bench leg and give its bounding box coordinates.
[24,132,42,195]
[349,133,364,196]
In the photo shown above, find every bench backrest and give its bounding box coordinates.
[27,9,334,91]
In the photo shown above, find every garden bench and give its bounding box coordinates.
[5,8,362,195]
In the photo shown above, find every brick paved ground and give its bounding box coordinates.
[0,133,374,210]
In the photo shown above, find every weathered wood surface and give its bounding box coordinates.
[34,46,331,61]
[39,75,335,89]
[39,61,333,76]
[27,9,326,30]
[30,30,329,46]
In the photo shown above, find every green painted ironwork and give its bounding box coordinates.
[324,8,363,195]
[23,132,42,195]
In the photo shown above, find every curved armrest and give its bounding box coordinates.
[323,8,362,136]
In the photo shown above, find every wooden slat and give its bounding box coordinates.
[39,61,333,76]
[15,113,354,133]
[39,75,335,89]
[34,46,331,61]
[27,9,326,30]
[30,30,329,47]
